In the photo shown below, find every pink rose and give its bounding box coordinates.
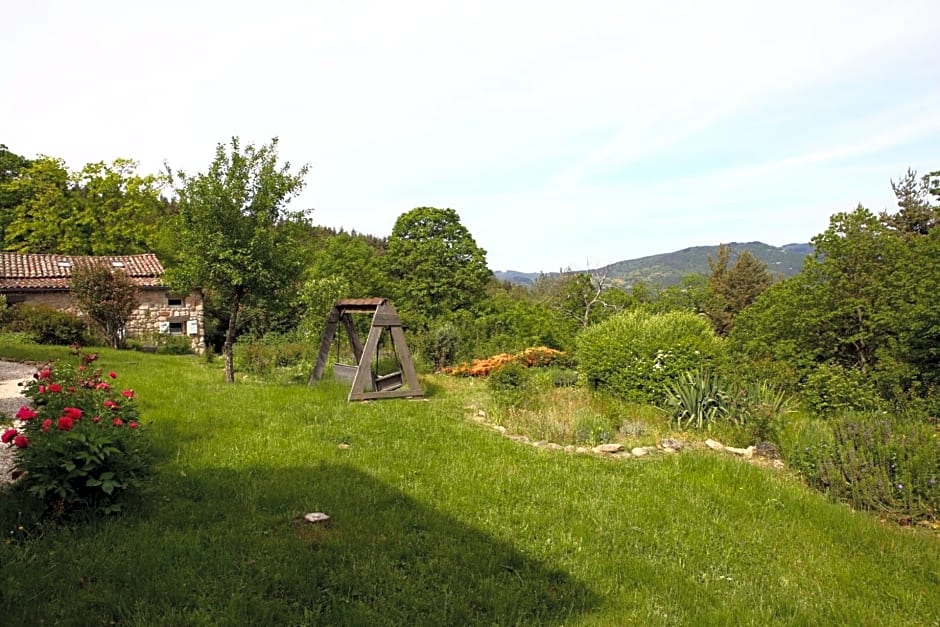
[108,371,117,379]
[13,435,28,448]
[49,383,62,393]
[1,428,17,444]
[41,419,52,433]
[121,389,134,399]
[57,416,74,431]
[129,421,139,429]
[112,418,124,427]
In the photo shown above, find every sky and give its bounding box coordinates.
[2,0,939,272]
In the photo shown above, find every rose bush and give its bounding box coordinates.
[2,351,152,515]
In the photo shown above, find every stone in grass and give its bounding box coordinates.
[593,443,624,454]
[660,438,684,450]
[630,447,649,457]
[303,512,331,525]
[705,439,725,451]
[724,445,756,459]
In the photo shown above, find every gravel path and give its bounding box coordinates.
[0,360,40,486]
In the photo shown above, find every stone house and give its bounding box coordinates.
[0,253,204,352]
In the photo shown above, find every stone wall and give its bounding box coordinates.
[126,289,205,353]
[3,288,205,353]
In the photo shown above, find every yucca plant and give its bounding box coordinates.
[665,369,729,430]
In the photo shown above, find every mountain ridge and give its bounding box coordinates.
[494,241,814,287]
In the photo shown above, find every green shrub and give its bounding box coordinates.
[5,303,87,346]
[780,412,939,523]
[487,361,530,409]
[235,336,309,375]
[801,363,881,416]
[573,411,615,445]
[3,353,152,516]
[156,335,194,355]
[420,321,461,371]
[576,309,723,404]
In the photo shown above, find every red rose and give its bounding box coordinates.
[1,428,17,444]
[15,406,37,421]
[68,386,75,393]
[104,400,119,410]
[38,385,46,394]
[63,407,83,420]
[92,416,101,423]
[57,416,74,431]
[129,421,139,429]
[38,368,52,380]
[96,382,110,391]
[13,435,28,449]
[41,419,52,433]
[121,389,134,399]
[108,371,117,379]
[112,418,124,427]
[49,383,62,393]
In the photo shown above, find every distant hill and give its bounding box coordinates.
[494,242,813,288]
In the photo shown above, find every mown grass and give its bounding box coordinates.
[1,345,939,625]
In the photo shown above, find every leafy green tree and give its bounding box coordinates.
[1,156,72,252]
[384,207,491,325]
[1,156,169,255]
[649,274,708,314]
[0,144,32,242]
[168,137,309,382]
[298,231,389,342]
[704,244,772,335]
[70,260,139,349]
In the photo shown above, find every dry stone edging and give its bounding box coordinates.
[466,406,783,469]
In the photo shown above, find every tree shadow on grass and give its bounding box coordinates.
[157,462,600,625]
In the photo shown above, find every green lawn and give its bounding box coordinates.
[1,346,939,625]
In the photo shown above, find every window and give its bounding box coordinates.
[168,322,184,335]
[168,296,183,307]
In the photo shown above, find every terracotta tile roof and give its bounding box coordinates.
[0,253,165,290]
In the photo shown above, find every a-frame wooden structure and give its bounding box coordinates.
[308,298,424,401]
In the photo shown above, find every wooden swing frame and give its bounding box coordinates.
[308,298,424,401]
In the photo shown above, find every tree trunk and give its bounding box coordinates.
[223,298,241,383]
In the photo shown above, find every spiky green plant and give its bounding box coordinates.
[665,369,729,430]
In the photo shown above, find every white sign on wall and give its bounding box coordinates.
[158,321,170,334]
[187,319,198,336]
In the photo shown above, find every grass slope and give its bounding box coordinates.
[1,347,938,625]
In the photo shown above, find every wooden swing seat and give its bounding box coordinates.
[309,298,423,401]
[375,371,403,392]
[332,363,359,383]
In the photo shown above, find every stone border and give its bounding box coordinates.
[466,407,784,468]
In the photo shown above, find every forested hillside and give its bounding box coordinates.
[494,241,812,287]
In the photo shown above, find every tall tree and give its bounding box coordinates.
[168,137,309,382]
[384,207,491,325]
[704,244,772,335]
[1,156,169,255]
[881,167,940,236]
[70,260,139,349]
[0,144,32,242]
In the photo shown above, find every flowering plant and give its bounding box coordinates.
[2,350,151,515]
